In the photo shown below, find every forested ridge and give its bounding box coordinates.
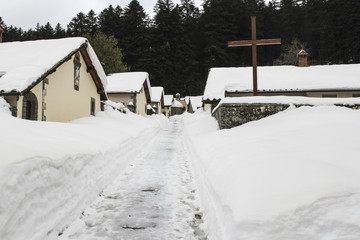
[1,0,359,96]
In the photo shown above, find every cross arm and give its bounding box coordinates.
[228,38,281,47]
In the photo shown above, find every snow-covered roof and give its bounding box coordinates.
[203,64,360,101]
[171,100,184,108]
[164,95,173,106]
[0,37,107,94]
[189,96,203,110]
[107,72,151,95]
[151,86,164,103]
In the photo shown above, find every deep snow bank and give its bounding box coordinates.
[0,98,168,240]
[183,107,360,240]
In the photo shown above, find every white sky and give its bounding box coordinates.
[0,0,204,30]
[1,0,271,30]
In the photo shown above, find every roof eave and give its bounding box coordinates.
[17,43,87,96]
[79,44,107,100]
[226,88,360,94]
[107,91,140,94]
[0,90,21,96]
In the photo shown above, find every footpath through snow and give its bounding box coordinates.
[59,117,207,240]
[0,98,168,240]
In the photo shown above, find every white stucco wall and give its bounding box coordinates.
[135,86,148,116]
[163,106,171,117]
[14,51,101,122]
[108,93,135,107]
[42,52,101,122]
[151,102,162,115]
[203,103,212,111]
[108,85,148,117]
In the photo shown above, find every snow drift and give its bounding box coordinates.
[183,106,360,240]
[0,98,167,240]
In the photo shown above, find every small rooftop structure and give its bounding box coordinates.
[297,49,309,67]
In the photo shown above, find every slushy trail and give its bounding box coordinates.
[59,117,207,240]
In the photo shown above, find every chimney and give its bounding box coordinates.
[297,49,309,67]
[0,27,3,43]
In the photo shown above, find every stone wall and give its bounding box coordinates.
[213,103,360,129]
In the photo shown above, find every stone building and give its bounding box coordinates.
[106,72,151,116]
[0,37,107,122]
[170,99,185,116]
[203,64,360,111]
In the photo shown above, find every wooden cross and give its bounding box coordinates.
[228,16,281,96]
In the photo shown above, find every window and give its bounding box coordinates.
[73,53,81,91]
[91,98,95,116]
[352,94,360,98]
[22,92,38,120]
[322,94,337,98]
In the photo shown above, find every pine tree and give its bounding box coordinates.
[179,0,202,95]
[274,39,308,65]
[98,5,123,37]
[199,0,245,69]
[151,0,187,93]
[119,0,151,71]
[2,25,23,42]
[85,10,99,35]
[67,12,88,36]
[83,32,128,74]
[0,17,5,29]
[54,23,66,38]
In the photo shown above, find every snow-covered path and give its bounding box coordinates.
[59,117,207,240]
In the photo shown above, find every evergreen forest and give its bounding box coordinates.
[1,0,359,96]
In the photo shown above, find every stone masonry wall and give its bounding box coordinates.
[213,103,360,129]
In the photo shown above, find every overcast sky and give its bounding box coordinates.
[0,0,205,30]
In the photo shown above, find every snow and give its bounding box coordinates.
[183,107,360,239]
[164,94,174,106]
[106,72,151,95]
[0,97,168,240]
[151,86,164,103]
[203,64,360,101]
[172,99,184,108]
[0,37,107,93]
[59,118,206,240]
[189,96,203,111]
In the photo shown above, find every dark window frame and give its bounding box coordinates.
[22,91,38,120]
[91,97,95,116]
[73,52,81,91]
